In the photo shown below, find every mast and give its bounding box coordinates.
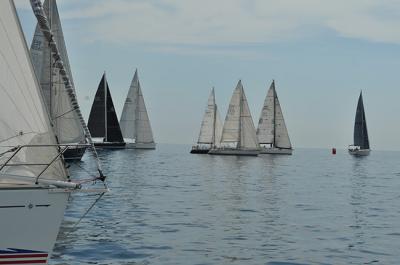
[238,82,243,149]
[48,0,52,122]
[212,87,216,148]
[272,80,276,148]
[104,72,107,142]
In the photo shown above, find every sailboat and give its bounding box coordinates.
[30,0,87,161]
[257,80,293,155]
[88,73,126,148]
[0,0,101,261]
[120,70,156,149]
[348,91,370,156]
[191,88,223,154]
[209,80,260,156]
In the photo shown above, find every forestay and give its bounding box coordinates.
[30,0,85,145]
[0,0,67,182]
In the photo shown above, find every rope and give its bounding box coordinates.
[0,146,19,157]
[65,192,106,236]
[30,0,106,182]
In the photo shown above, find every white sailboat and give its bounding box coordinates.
[0,0,79,261]
[30,0,87,160]
[348,91,370,156]
[209,80,260,156]
[120,70,156,149]
[257,80,293,155]
[191,88,223,154]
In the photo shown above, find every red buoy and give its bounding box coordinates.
[332,148,336,155]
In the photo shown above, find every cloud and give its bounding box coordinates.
[44,0,400,46]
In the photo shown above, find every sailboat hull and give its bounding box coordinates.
[125,142,156,149]
[348,149,370,156]
[190,145,211,154]
[190,149,210,154]
[208,148,259,156]
[0,187,69,264]
[94,142,126,149]
[260,147,293,155]
[63,146,87,161]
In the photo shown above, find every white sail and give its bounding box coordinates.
[240,88,259,149]
[120,70,154,144]
[274,93,292,149]
[220,81,242,147]
[136,82,154,143]
[197,88,217,145]
[30,0,85,145]
[0,0,67,182]
[214,106,223,147]
[256,83,275,144]
[120,71,138,140]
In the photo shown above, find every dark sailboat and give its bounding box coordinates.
[88,73,126,148]
[348,91,370,156]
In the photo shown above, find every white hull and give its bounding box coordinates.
[125,142,156,149]
[348,149,370,156]
[260,147,293,155]
[208,148,259,156]
[0,187,69,264]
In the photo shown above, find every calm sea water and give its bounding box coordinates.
[51,144,400,265]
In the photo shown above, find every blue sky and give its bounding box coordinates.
[15,0,400,150]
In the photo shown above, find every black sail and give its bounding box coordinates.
[88,74,124,143]
[353,92,369,149]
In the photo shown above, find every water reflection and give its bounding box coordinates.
[349,155,369,259]
[50,146,400,264]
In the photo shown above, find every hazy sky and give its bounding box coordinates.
[15,0,400,150]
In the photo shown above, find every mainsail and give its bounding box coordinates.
[220,81,258,149]
[353,92,369,149]
[0,0,67,182]
[30,0,86,145]
[120,70,155,144]
[88,73,124,143]
[257,81,292,149]
[196,88,222,147]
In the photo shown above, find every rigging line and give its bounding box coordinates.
[52,106,78,120]
[0,131,37,145]
[0,15,48,130]
[0,146,19,157]
[65,192,106,237]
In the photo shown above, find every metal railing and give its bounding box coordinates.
[0,144,88,184]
